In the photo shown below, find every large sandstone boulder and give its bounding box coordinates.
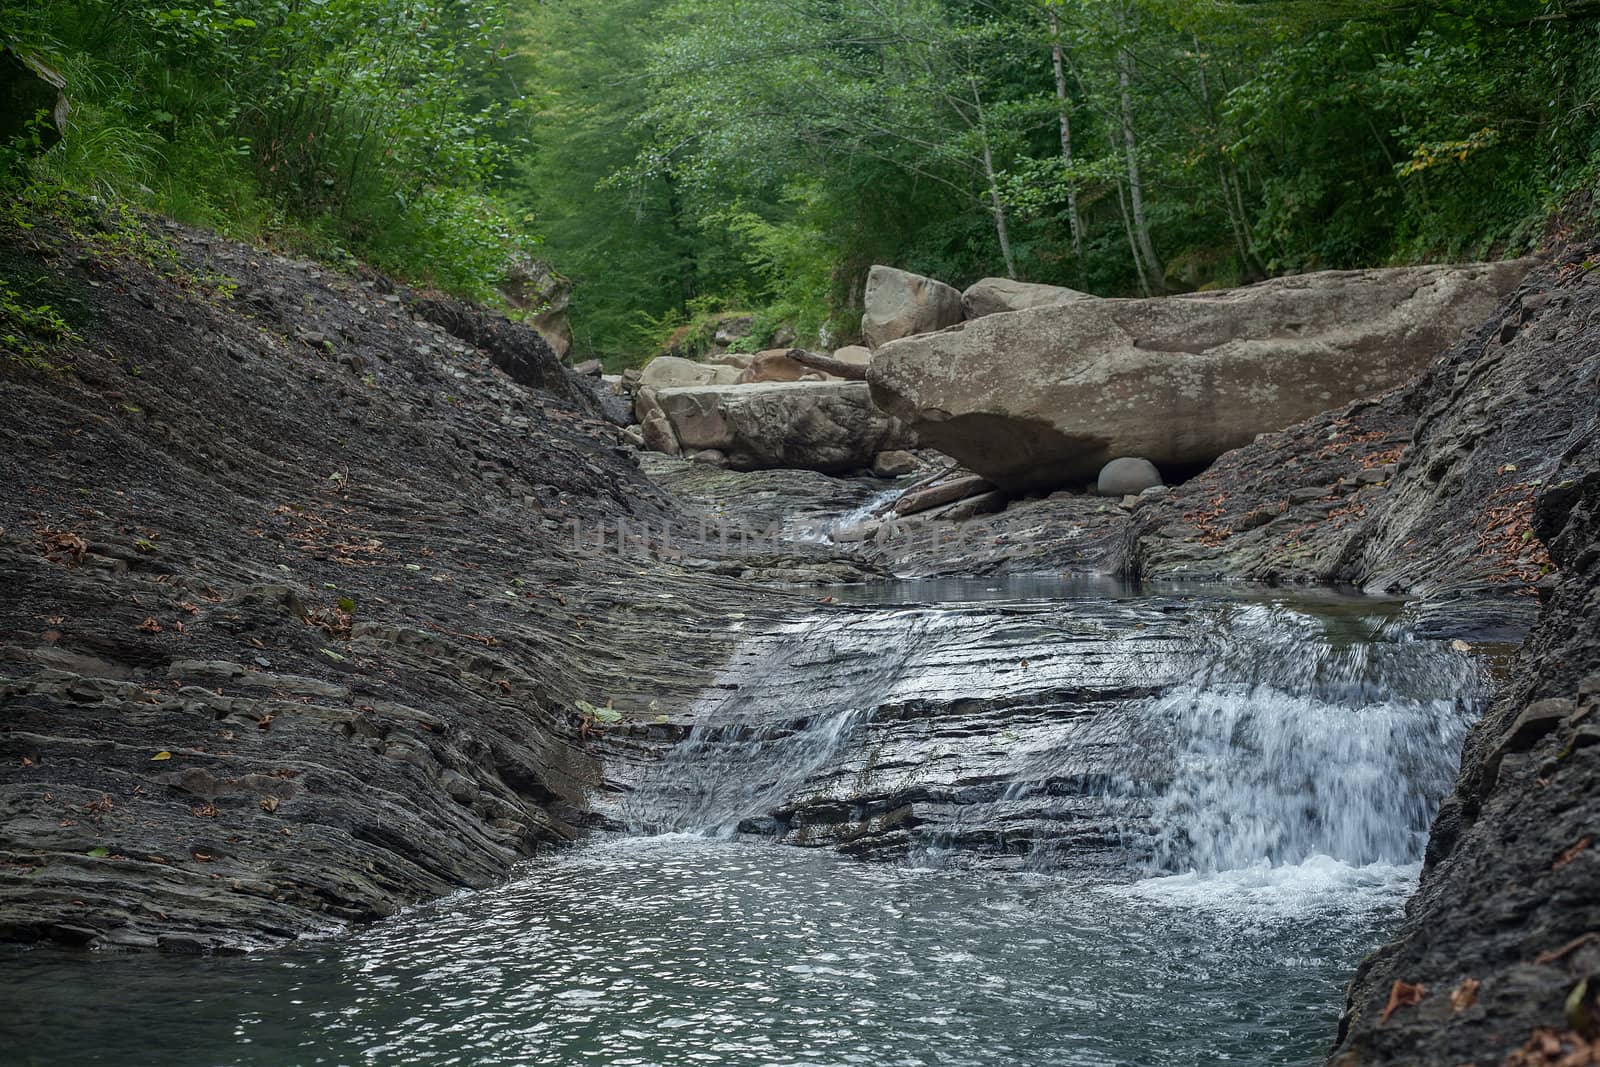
[869,261,1535,491]
[652,382,909,473]
[861,266,962,349]
[640,355,740,389]
[962,278,1089,320]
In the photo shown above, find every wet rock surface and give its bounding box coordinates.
[1329,250,1600,1066]
[0,213,804,951]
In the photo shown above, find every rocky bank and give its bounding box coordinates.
[2,205,1599,1066]
[0,207,811,951]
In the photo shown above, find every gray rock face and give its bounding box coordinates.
[961,277,1089,320]
[1096,457,1163,496]
[653,381,908,474]
[869,261,1535,491]
[861,266,962,349]
[640,355,740,389]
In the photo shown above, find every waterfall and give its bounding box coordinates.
[618,587,1487,879]
[1098,603,1481,874]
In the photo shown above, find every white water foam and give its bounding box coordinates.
[1109,855,1421,921]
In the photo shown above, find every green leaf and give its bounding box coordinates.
[575,699,622,724]
[87,847,111,858]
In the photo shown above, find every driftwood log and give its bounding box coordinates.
[784,348,868,381]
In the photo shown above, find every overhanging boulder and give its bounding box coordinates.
[868,261,1535,491]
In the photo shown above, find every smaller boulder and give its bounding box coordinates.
[640,409,681,456]
[862,266,962,348]
[961,278,1089,320]
[872,450,919,478]
[1096,457,1163,497]
[738,349,812,384]
[640,355,740,389]
[689,449,729,468]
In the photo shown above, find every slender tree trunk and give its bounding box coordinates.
[972,83,1017,280]
[1048,9,1085,283]
[1116,3,1163,293]
[1191,32,1261,279]
[1115,179,1151,297]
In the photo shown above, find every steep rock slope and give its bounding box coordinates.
[0,212,793,951]
[1328,254,1600,1062]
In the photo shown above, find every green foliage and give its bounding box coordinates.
[3,0,538,301]
[515,0,1600,356]
[0,277,79,371]
[6,0,1599,358]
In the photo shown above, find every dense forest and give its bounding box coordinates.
[6,0,1600,364]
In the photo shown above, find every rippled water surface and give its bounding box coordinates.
[0,581,1502,1066]
[6,834,1412,1067]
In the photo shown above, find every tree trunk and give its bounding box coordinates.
[1115,178,1151,297]
[1049,9,1085,283]
[1116,3,1163,293]
[1192,32,1262,279]
[973,84,1018,280]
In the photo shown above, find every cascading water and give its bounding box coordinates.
[1096,603,1481,876]
[623,585,1487,885]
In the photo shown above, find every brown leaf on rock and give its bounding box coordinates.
[257,712,275,730]
[191,803,218,818]
[1380,980,1427,1024]
[259,796,279,813]
[1451,977,1482,1012]
[1555,836,1593,870]
[190,850,214,863]
[137,616,163,634]
[38,528,88,564]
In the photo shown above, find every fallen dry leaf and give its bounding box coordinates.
[137,616,163,634]
[1450,977,1481,1012]
[191,803,218,818]
[190,850,214,863]
[1380,980,1427,1024]
[257,712,275,730]
[259,796,279,813]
